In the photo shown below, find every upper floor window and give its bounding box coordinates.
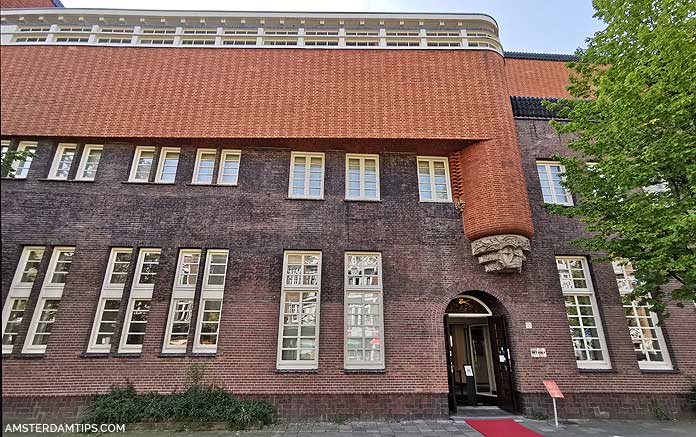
[218,150,241,185]
[48,143,77,180]
[193,149,217,184]
[155,147,180,183]
[537,161,573,205]
[10,141,38,179]
[193,249,229,354]
[129,146,155,182]
[75,145,103,181]
[163,249,202,353]
[612,261,672,370]
[119,248,160,353]
[417,157,452,202]
[556,256,610,369]
[346,154,380,201]
[289,152,324,199]
[135,249,161,286]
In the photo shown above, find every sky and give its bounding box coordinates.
[61,1,606,54]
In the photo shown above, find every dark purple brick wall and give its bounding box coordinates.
[1,121,694,420]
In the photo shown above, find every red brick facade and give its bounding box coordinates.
[1,17,694,422]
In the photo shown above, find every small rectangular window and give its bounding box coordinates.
[155,147,180,183]
[277,251,321,369]
[2,246,43,353]
[537,161,573,205]
[289,152,324,199]
[346,154,380,201]
[75,144,103,181]
[344,252,384,369]
[13,141,38,179]
[135,249,161,286]
[122,299,151,347]
[193,149,217,184]
[613,261,672,370]
[22,247,74,354]
[217,150,241,185]
[193,249,229,354]
[417,157,452,202]
[87,249,132,353]
[556,256,610,369]
[162,249,201,353]
[48,143,77,180]
[129,146,156,182]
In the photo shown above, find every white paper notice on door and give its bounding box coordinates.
[464,365,474,376]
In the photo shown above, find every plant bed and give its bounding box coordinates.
[80,385,276,431]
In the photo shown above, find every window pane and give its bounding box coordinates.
[20,249,44,283]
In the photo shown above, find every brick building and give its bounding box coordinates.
[1,1,694,421]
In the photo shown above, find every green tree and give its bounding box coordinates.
[1,149,37,178]
[546,0,696,314]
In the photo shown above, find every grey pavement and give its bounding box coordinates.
[6,418,696,436]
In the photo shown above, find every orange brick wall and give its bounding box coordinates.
[0,0,57,8]
[505,58,572,98]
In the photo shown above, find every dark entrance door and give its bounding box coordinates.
[489,316,516,412]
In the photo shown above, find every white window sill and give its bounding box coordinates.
[638,362,673,371]
[419,199,453,203]
[576,362,612,371]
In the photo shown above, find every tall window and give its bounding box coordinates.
[218,150,241,185]
[162,249,201,354]
[346,154,380,201]
[537,161,573,205]
[2,246,45,354]
[87,248,133,353]
[556,257,610,369]
[129,146,156,182]
[13,141,38,179]
[416,157,452,202]
[613,261,672,370]
[155,147,180,183]
[192,149,217,184]
[119,248,160,353]
[22,247,75,354]
[344,252,385,369]
[75,145,103,181]
[289,152,324,199]
[277,251,321,369]
[48,143,77,180]
[193,249,229,353]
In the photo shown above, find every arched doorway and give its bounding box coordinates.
[443,292,515,414]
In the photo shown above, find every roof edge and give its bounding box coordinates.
[505,51,579,62]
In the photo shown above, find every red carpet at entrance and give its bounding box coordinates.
[465,419,545,437]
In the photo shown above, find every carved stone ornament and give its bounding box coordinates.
[471,234,531,273]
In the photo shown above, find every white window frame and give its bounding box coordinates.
[537,161,574,206]
[155,147,180,184]
[288,152,325,199]
[22,247,75,354]
[128,146,156,182]
[74,144,104,181]
[612,261,672,370]
[118,248,160,353]
[345,154,380,201]
[344,252,385,370]
[2,246,45,354]
[12,141,38,179]
[217,150,241,186]
[48,143,78,180]
[86,248,132,353]
[192,148,217,185]
[162,249,201,354]
[193,249,229,354]
[556,256,611,369]
[276,251,322,370]
[416,156,452,202]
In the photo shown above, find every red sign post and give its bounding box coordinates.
[543,380,563,427]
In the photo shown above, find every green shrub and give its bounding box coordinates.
[80,385,275,430]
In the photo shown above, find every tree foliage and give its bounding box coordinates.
[546,0,696,314]
[1,149,36,178]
